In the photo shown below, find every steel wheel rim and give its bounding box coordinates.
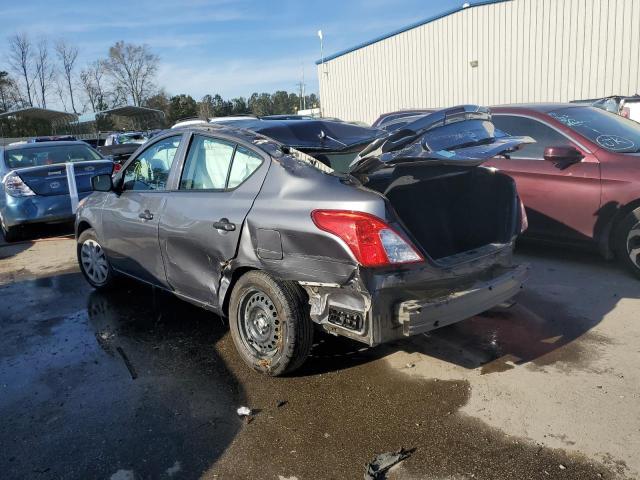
[238,288,280,357]
[81,239,109,285]
[627,222,640,269]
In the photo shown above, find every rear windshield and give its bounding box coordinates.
[549,107,640,153]
[4,144,102,169]
[422,119,499,152]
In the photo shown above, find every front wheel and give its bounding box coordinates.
[614,207,640,279]
[229,271,313,376]
[77,228,116,289]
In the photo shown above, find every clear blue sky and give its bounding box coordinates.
[1,0,462,101]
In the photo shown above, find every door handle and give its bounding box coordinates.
[212,218,236,232]
[138,210,154,220]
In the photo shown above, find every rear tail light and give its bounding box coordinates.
[621,107,631,118]
[113,163,122,173]
[519,199,528,233]
[311,210,423,267]
[3,172,36,197]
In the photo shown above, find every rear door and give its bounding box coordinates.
[487,114,601,242]
[159,133,269,308]
[101,134,186,286]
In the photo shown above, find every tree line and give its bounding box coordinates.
[0,33,319,135]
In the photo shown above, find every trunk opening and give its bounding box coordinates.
[365,165,517,261]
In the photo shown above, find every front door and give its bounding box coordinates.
[159,134,268,307]
[488,114,601,242]
[101,134,184,286]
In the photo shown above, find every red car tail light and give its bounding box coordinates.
[311,210,423,267]
[112,163,122,173]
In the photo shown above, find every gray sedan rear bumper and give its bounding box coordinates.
[396,263,529,336]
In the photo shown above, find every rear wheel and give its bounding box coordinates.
[77,228,116,289]
[229,271,313,376]
[614,207,640,279]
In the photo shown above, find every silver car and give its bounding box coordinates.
[75,106,530,375]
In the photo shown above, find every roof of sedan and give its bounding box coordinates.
[491,103,587,113]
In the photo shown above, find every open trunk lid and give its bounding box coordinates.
[349,105,534,176]
[14,160,114,196]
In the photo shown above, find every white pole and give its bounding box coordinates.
[66,162,79,214]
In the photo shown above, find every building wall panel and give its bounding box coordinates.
[318,0,640,124]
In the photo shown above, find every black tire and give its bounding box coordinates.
[1,225,20,242]
[614,207,640,279]
[1,217,20,242]
[77,228,117,290]
[229,270,313,376]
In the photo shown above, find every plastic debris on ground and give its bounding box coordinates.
[237,406,252,417]
[364,448,413,480]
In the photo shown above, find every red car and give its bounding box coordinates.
[484,104,640,277]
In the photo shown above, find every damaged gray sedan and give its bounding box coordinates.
[75,105,532,375]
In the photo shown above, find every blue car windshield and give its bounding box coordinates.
[4,144,102,169]
[549,106,640,153]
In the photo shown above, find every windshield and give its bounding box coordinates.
[4,144,102,169]
[549,107,640,153]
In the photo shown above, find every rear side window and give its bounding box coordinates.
[180,135,263,190]
[123,135,181,191]
[227,146,263,188]
[492,115,571,159]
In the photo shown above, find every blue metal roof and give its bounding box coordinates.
[315,0,511,65]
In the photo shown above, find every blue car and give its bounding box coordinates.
[0,141,113,241]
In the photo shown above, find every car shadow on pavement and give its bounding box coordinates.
[1,222,73,258]
[394,241,640,374]
[0,239,33,259]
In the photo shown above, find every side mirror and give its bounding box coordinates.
[543,145,583,167]
[91,174,113,192]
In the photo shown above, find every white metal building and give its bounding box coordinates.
[316,0,640,124]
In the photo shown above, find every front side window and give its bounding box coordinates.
[4,144,102,169]
[491,115,572,159]
[122,135,181,191]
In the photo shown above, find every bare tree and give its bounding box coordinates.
[33,38,55,108]
[7,32,34,107]
[54,79,69,111]
[55,39,79,113]
[104,41,159,106]
[80,60,109,112]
